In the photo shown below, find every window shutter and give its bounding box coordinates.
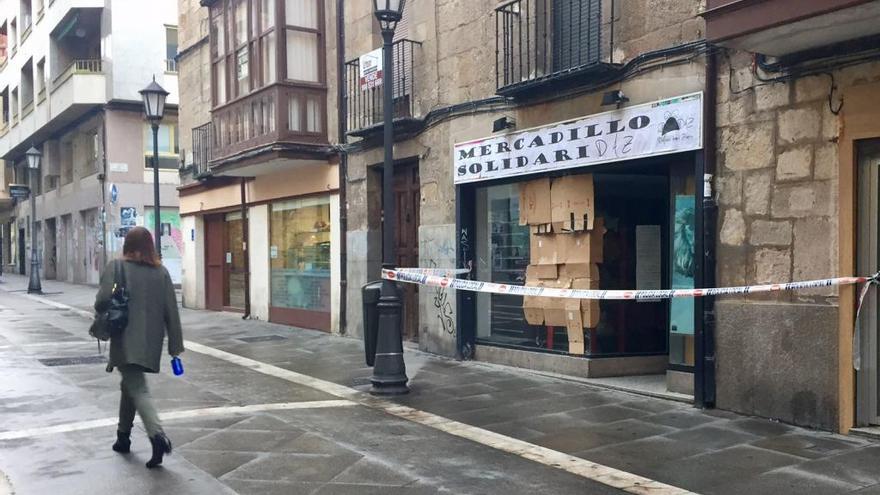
[391,5,412,101]
[552,0,601,72]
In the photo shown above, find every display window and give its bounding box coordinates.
[269,195,331,330]
[472,162,695,365]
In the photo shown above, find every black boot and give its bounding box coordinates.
[145,433,172,469]
[112,430,131,454]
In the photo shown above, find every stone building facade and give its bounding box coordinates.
[705,0,880,433]
[342,0,710,395]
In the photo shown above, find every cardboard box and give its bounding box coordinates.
[529,233,559,265]
[558,218,605,264]
[540,279,571,327]
[526,264,558,280]
[551,174,595,232]
[572,278,600,328]
[519,178,552,226]
[558,263,600,280]
[522,280,545,325]
[565,299,585,354]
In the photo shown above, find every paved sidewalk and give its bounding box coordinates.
[1,273,880,494]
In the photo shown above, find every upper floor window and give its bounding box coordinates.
[143,123,180,169]
[284,0,320,83]
[10,19,17,52]
[210,0,323,107]
[166,26,178,72]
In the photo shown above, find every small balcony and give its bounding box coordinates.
[344,39,422,138]
[703,0,880,56]
[191,122,213,178]
[165,58,178,74]
[209,84,331,170]
[495,0,618,98]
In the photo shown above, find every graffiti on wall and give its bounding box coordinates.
[421,233,457,337]
[145,208,183,284]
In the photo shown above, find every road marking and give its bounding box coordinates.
[13,292,697,495]
[0,400,356,441]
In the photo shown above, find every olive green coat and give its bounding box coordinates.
[94,260,184,373]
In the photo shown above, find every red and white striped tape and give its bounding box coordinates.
[382,268,877,300]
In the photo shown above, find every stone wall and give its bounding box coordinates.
[714,51,880,429]
[343,0,707,354]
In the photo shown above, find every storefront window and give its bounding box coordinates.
[269,196,331,312]
[669,170,696,367]
[475,172,675,356]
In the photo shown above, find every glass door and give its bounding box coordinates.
[225,211,246,310]
[857,139,880,425]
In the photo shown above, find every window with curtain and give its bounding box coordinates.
[284,0,320,83]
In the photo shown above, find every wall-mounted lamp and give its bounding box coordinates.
[601,90,629,108]
[493,116,516,133]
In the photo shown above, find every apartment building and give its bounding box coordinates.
[0,0,181,284]
[340,0,880,434]
[176,0,342,332]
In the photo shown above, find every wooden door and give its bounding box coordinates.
[394,163,420,341]
[205,215,226,311]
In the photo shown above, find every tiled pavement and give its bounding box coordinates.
[1,273,880,494]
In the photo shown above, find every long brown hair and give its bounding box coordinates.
[123,226,162,267]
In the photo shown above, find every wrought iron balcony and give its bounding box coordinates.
[495,0,617,97]
[344,39,421,137]
[191,122,213,177]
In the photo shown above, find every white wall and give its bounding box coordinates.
[181,214,204,308]
[108,0,179,105]
[248,204,270,320]
[330,193,341,335]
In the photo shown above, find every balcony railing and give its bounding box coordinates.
[52,59,103,89]
[344,39,421,135]
[495,0,616,97]
[192,122,213,177]
[165,58,178,73]
[210,84,327,163]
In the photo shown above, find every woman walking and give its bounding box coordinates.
[94,226,184,468]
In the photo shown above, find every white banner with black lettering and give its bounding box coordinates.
[453,93,703,184]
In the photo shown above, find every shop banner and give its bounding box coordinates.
[453,93,703,184]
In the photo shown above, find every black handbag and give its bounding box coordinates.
[89,261,130,341]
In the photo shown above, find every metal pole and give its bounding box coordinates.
[27,168,41,294]
[370,27,409,396]
[152,122,161,257]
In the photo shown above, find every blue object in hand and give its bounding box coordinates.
[171,356,184,376]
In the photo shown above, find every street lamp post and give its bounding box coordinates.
[370,0,409,396]
[139,77,169,256]
[25,146,42,294]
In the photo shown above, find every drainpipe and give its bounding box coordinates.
[100,109,109,267]
[695,48,718,408]
[336,0,348,335]
[241,178,251,319]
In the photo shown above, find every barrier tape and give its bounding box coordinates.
[383,268,878,301]
[385,267,880,371]
[396,267,472,277]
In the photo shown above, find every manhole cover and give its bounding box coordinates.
[39,355,107,367]
[238,335,288,343]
